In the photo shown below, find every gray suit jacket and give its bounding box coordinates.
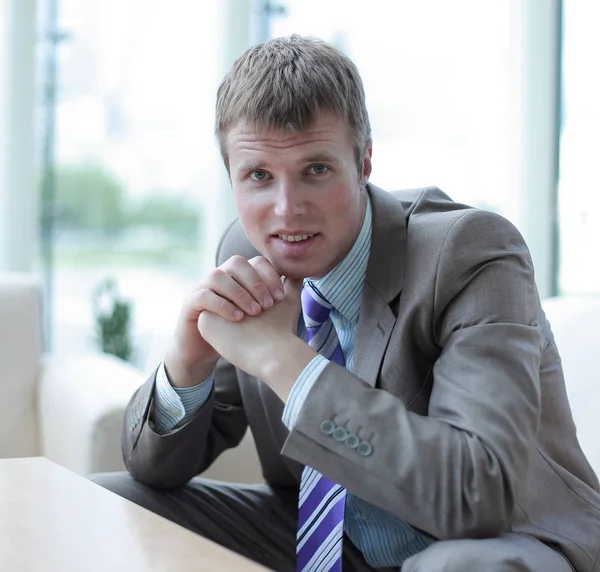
[123,185,600,572]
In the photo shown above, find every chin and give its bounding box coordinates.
[270,260,325,280]
[273,265,311,280]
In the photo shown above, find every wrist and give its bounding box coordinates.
[164,349,218,389]
[257,335,318,402]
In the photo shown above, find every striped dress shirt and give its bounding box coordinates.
[153,196,433,567]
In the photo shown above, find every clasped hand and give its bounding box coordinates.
[165,254,317,400]
[197,268,303,380]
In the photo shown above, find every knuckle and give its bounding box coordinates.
[250,256,280,282]
[205,269,225,288]
[250,255,271,271]
[249,277,268,292]
[186,288,209,312]
[228,254,246,267]
[185,288,203,307]
[232,286,250,302]
[249,255,268,266]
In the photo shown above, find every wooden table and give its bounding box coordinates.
[0,457,267,571]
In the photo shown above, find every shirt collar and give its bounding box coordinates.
[305,194,372,325]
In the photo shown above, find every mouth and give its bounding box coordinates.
[270,233,320,256]
[275,233,315,243]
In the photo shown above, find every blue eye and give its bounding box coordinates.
[307,165,329,175]
[250,170,270,181]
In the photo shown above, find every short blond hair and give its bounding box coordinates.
[215,35,372,172]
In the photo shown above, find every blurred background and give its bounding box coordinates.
[1,0,598,373]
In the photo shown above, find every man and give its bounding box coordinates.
[93,36,600,571]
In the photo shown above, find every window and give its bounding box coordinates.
[558,0,600,295]
[41,0,234,369]
[269,0,563,298]
[270,0,513,215]
[31,0,571,371]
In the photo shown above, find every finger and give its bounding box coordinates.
[220,255,275,310]
[248,256,285,302]
[186,288,245,322]
[282,276,303,299]
[206,265,264,315]
[197,308,221,334]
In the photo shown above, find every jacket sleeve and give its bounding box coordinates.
[121,228,254,489]
[280,209,542,540]
[122,356,248,489]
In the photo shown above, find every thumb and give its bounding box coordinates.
[282,276,302,299]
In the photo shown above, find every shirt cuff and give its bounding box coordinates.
[282,354,329,430]
[153,361,214,434]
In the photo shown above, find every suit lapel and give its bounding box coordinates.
[352,283,397,387]
[352,185,407,388]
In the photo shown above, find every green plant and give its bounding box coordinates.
[53,162,127,235]
[93,278,133,362]
[128,192,200,242]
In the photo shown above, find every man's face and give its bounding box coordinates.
[227,111,372,279]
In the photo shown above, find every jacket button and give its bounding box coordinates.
[356,441,373,457]
[345,434,359,449]
[320,420,335,435]
[333,427,348,442]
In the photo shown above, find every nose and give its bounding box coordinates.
[273,179,307,219]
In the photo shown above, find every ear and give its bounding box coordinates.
[361,146,373,185]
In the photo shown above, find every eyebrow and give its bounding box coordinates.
[235,154,340,174]
[236,161,268,173]
[302,154,339,164]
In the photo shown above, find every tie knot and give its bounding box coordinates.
[301,283,332,328]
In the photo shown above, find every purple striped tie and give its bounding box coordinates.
[297,283,346,572]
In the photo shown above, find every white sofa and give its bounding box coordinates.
[0,272,147,475]
[1,272,597,484]
[0,271,263,482]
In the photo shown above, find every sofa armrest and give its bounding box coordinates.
[37,352,145,476]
